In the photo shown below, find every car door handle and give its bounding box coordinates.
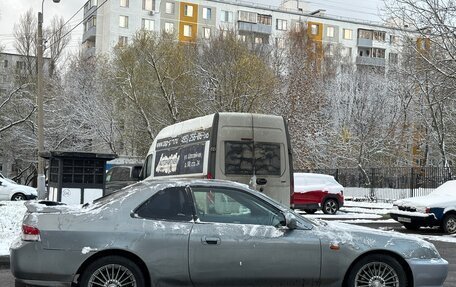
[202,236,221,245]
[256,178,267,185]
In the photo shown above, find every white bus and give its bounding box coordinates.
[142,112,294,206]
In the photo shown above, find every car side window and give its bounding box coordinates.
[191,187,285,227]
[135,187,193,221]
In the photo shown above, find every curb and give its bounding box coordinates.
[0,255,10,269]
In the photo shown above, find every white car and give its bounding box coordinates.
[390,180,456,234]
[0,177,37,201]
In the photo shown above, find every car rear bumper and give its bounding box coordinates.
[407,258,448,287]
[389,211,440,227]
[10,240,83,287]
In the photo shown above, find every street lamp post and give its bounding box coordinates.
[37,0,60,199]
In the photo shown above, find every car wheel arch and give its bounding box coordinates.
[322,194,341,205]
[443,208,456,217]
[341,250,414,287]
[75,249,151,286]
[10,192,26,201]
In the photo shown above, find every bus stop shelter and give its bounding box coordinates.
[40,151,116,204]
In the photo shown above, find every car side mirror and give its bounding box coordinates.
[285,213,297,230]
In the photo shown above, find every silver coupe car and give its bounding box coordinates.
[11,179,448,287]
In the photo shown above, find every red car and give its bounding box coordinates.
[291,173,344,215]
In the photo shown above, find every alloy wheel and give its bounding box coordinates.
[445,215,456,234]
[323,199,338,214]
[88,264,137,287]
[355,262,400,287]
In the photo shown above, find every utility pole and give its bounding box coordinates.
[37,0,61,199]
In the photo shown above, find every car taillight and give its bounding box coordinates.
[22,224,41,242]
[425,208,430,213]
[206,172,213,179]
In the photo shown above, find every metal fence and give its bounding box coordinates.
[299,167,453,202]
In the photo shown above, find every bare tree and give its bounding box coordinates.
[44,16,71,77]
[13,9,37,77]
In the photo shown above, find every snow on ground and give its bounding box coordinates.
[0,201,26,255]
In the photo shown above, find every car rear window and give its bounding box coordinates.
[225,141,281,176]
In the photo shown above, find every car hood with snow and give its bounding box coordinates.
[393,180,456,209]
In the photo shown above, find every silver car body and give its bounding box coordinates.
[11,179,448,287]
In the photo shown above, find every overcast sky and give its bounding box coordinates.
[0,0,384,54]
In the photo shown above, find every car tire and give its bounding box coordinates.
[403,223,420,231]
[322,198,339,215]
[79,255,145,287]
[303,209,317,214]
[346,254,407,287]
[11,193,26,201]
[442,214,456,234]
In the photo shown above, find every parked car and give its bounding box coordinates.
[142,112,294,207]
[390,180,456,234]
[105,164,142,195]
[292,172,344,214]
[11,179,447,287]
[0,177,37,201]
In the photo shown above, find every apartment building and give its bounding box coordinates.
[82,0,407,68]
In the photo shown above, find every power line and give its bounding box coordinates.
[45,4,85,43]
[48,0,109,50]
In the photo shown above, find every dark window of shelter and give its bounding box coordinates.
[135,187,192,221]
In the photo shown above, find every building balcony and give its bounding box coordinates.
[83,26,96,43]
[357,38,373,47]
[238,21,272,35]
[356,56,385,67]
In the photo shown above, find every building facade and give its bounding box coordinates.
[82,0,405,69]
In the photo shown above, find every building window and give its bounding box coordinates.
[118,36,128,46]
[358,29,373,40]
[310,24,319,35]
[142,19,154,31]
[184,5,194,17]
[86,15,96,31]
[255,37,263,44]
[390,35,399,44]
[276,19,287,31]
[183,25,192,37]
[202,7,212,20]
[345,47,352,58]
[326,26,335,38]
[165,2,174,14]
[16,61,25,70]
[143,0,154,11]
[202,27,210,39]
[389,53,398,64]
[164,22,174,33]
[374,31,386,41]
[343,29,353,40]
[239,11,257,23]
[221,10,233,23]
[257,14,272,25]
[119,15,129,28]
[238,34,246,42]
[372,48,385,58]
[275,37,285,49]
[294,22,303,32]
[91,0,98,7]
[120,0,128,8]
